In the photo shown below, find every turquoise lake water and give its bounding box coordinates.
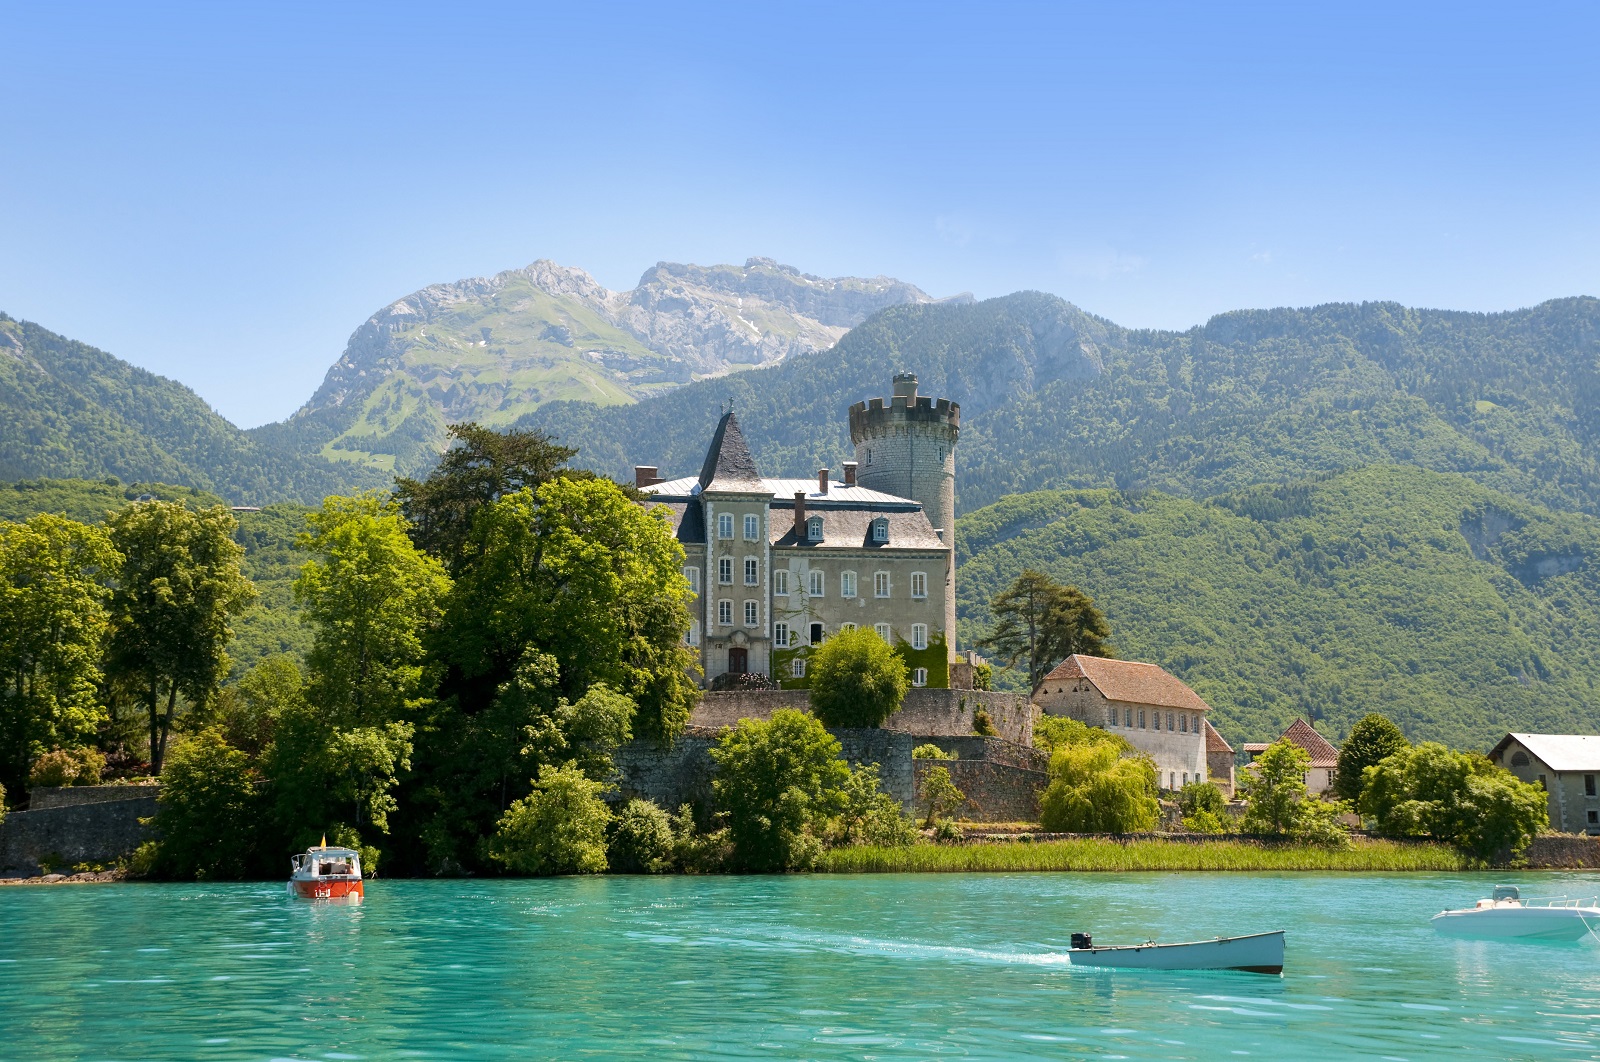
[4,872,1600,1060]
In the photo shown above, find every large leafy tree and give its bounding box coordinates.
[978,570,1113,691]
[393,422,582,575]
[1239,739,1353,845]
[808,626,909,728]
[710,709,851,871]
[1360,742,1547,859]
[1038,735,1159,833]
[0,515,120,795]
[1333,713,1409,803]
[487,763,613,876]
[147,729,264,880]
[294,494,450,726]
[106,501,255,774]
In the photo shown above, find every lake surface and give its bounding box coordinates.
[4,872,1600,1060]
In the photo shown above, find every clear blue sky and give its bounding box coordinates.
[4,2,1597,428]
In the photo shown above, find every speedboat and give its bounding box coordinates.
[1063,930,1284,974]
[288,841,364,902]
[1431,885,1599,941]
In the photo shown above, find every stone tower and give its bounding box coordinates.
[849,372,960,652]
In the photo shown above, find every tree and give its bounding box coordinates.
[978,570,1112,691]
[1239,739,1352,845]
[29,747,104,787]
[608,798,675,873]
[917,765,966,828]
[107,502,254,773]
[1033,714,1127,754]
[488,763,613,876]
[1361,742,1547,859]
[832,762,917,847]
[216,655,305,757]
[262,699,414,847]
[147,729,263,879]
[1333,713,1409,803]
[0,515,119,795]
[393,422,582,575]
[709,709,851,871]
[1039,740,1159,833]
[808,626,909,728]
[1178,779,1228,834]
[295,494,450,726]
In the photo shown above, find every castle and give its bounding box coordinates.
[639,373,962,688]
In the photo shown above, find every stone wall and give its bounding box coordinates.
[29,785,159,810]
[916,759,1045,823]
[1525,833,1600,868]
[0,791,158,876]
[688,688,1033,745]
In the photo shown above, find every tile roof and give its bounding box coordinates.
[1041,655,1213,713]
[1204,718,1234,754]
[1281,718,1340,768]
[1491,733,1600,772]
[696,412,765,492]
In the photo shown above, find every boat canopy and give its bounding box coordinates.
[1493,885,1521,902]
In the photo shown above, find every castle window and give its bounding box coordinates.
[911,624,927,650]
[1179,714,1188,733]
[809,622,824,645]
[910,572,927,599]
[718,558,733,585]
[773,622,789,647]
[840,622,857,633]
[840,571,857,598]
[718,600,732,626]
[1167,712,1174,731]
[792,658,806,678]
[1511,750,1529,767]
[1124,708,1133,727]
[874,571,891,598]
[1183,772,1189,786]
[912,667,928,687]
[1154,712,1161,731]
[685,621,700,647]
[807,516,823,542]
[1138,710,1146,729]
[744,600,759,627]
[1107,708,1117,727]
[718,513,733,539]
[1170,772,1177,791]
[865,447,873,466]
[774,569,789,595]
[684,566,699,595]
[1588,774,1596,797]
[874,623,891,642]
[745,558,759,585]
[744,514,759,541]
[809,570,825,597]
[872,519,888,543]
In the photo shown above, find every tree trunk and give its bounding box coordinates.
[153,683,178,774]
[146,678,160,775]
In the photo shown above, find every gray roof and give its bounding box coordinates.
[696,412,765,492]
[646,475,919,508]
[770,506,945,551]
[647,500,704,545]
[1492,733,1600,772]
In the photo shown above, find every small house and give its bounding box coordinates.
[1241,718,1340,796]
[1488,733,1600,835]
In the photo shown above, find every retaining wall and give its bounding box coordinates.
[1524,833,1600,869]
[0,791,158,876]
[29,785,159,810]
[689,689,1034,745]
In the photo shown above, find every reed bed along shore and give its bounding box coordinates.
[816,837,1480,873]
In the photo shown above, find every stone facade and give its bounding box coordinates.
[0,789,158,876]
[688,689,1034,746]
[643,375,960,688]
[1489,733,1600,835]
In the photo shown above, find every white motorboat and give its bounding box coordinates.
[1431,885,1600,942]
[1063,930,1284,974]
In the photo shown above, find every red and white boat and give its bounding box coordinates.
[287,842,364,902]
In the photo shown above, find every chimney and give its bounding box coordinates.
[818,468,830,495]
[634,465,660,488]
[842,461,857,486]
[793,491,807,531]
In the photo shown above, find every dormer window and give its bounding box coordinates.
[807,516,823,542]
[872,518,888,543]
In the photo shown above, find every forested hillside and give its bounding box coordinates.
[0,313,385,504]
[957,465,1600,749]
[521,293,1600,519]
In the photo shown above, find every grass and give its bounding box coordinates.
[815,836,1481,873]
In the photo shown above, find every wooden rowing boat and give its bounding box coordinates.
[1064,930,1284,974]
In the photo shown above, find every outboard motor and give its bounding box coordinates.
[1071,932,1093,950]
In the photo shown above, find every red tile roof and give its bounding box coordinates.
[1204,718,1233,754]
[1041,655,1213,713]
[1281,718,1340,768]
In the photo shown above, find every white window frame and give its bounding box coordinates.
[874,623,891,642]
[743,514,759,541]
[872,519,888,543]
[791,658,806,678]
[910,571,927,599]
[874,571,891,598]
[717,599,732,626]
[718,557,733,585]
[807,516,823,542]
[840,622,857,633]
[911,667,928,687]
[686,620,700,646]
[773,622,789,647]
[1180,714,1188,733]
[718,513,734,539]
[809,570,825,597]
[744,557,759,585]
[840,571,857,598]
[911,623,927,650]
[1107,708,1117,727]
[744,600,759,627]
[684,566,699,595]
[774,569,789,595]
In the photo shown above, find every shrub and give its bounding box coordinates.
[669,803,729,873]
[708,672,779,692]
[710,709,850,871]
[488,763,613,875]
[933,819,963,843]
[912,743,956,761]
[831,763,917,848]
[807,627,909,728]
[29,746,105,788]
[972,662,993,691]
[1039,741,1159,833]
[1360,741,1547,859]
[918,765,966,828]
[1033,715,1129,754]
[1333,713,1409,803]
[609,799,674,873]
[147,729,263,880]
[1239,739,1351,845]
[972,707,997,737]
[1178,780,1228,834]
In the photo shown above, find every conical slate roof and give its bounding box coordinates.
[697,411,766,492]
